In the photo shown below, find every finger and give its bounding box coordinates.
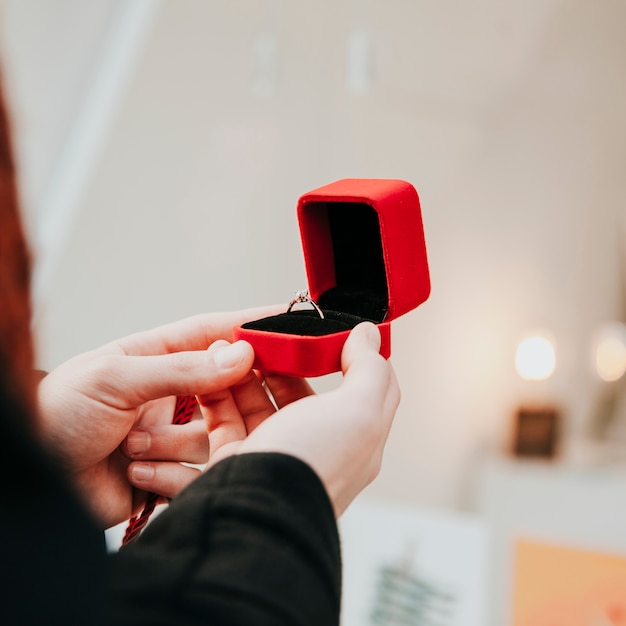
[340,322,395,423]
[341,322,387,392]
[107,305,285,357]
[197,340,248,453]
[341,321,381,366]
[98,340,255,406]
[127,461,202,500]
[231,370,277,433]
[122,420,210,465]
[133,396,178,430]
[262,374,315,409]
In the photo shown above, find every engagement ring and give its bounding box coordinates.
[286,289,325,319]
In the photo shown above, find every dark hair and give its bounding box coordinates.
[0,75,36,419]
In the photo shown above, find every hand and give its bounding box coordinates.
[199,322,400,517]
[36,306,281,529]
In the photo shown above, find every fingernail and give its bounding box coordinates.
[214,341,248,370]
[131,463,154,483]
[126,430,151,456]
[362,322,381,350]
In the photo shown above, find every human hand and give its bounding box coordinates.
[199,322,400,517]
[36,306,281,529]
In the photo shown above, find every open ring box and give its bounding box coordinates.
[233,178,431,377]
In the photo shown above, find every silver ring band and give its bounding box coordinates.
[286,289,325,319]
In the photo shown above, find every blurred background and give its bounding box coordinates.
[1,1,626,624]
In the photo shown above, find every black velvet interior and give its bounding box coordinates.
[242,201,389,337]
[241,309,367,336]
[322,202,387,315]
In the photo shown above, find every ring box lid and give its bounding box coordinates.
[297,178,430,325]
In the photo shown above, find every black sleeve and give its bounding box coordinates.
[105,453,342,626]
[0,394,107,626]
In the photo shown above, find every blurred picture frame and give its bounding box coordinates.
[511,407,560,459]
[339,498,489,626]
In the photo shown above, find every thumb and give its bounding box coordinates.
[340,322,390,399]
[102,341,255,406]
[341,322,382,374]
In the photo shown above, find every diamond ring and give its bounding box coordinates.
[286,289,325,319]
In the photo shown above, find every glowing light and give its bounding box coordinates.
[515,334,556,381]
[593,322,626,382]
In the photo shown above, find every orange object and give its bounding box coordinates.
[513,539,626,626]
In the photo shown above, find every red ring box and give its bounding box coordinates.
[233,178,430,377]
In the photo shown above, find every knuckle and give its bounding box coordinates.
[89,353,122,378]
[368,456,383,482]
[82,354,127,397]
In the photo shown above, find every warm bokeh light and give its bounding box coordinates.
[515,334,556,381]
[593,322,626,382]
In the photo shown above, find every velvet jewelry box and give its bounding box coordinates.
[232,178,430,377]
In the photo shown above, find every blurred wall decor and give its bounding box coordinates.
[588,245,626,449]
[511,331,561,459]
[340,499,488,626]
[512,539,626,626]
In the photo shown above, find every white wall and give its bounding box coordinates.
[2,0,625,510]
[0,0,124,228]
